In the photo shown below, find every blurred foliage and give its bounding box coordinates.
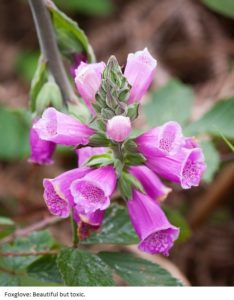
[143,80,193,127]
[53,0,114,16]
[163,205,191,242]
[15,51,39,82]
[202,0,234,18]
[185,97,234,139]
[0,107,30,160]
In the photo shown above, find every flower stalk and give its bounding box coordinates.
[28,0,75,104]
[71,210,79,248]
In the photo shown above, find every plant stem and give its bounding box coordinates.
[70,211,79,248]
[28,0,75,104]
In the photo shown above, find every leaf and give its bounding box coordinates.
[0,273,20,286]
[86,153,113,167]
[143,79,193,127]
[99,252,183,286]
[185,97,234,138]
[57,248,114,286]
[83,203,138,244]
[30,56,47,112]
[53,0,114,16]
[163,206,191,242]
[200,140,220,183]
[0,107,30,160]
[0,230,54,270]
[48,3,95,62]
[0,217,15,239]
[27,255,62,284]
[202,0,234,18]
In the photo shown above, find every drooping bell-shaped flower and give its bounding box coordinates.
[147,147,206,189]
[106,115,132,142]
[33,107,95,146]
[135,121,183,158]
[71,166,117,214]
[127,190,179,256]
[43,168,90,218]
[28,119,55,165]
[76,146,107,166]
[129,165,171,202]
[75,61,105,115]
[124,48,157,104]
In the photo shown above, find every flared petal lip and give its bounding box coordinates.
[138,225,180,255]
[43,179,70,218]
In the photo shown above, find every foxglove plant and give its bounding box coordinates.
[32,48,206,255]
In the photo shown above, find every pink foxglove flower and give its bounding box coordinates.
[124,48,157,104]
[71,166,117,214]
[136,121,183,157]
[70,53,87,78]
[76,146,107,166]
[43,168,90,218]
[75,62,105,115]
[147,147,206,189]
[106,116,132,142]
[127,190,179,256]
[129,165,171,202]
[33,107,95,146]
[28,119,55,165]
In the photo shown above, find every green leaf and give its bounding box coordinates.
[0,107,30,160]
[0,230,54,270]
[163,206,191,242]
[83,203,138,244]
[53,0,114,16]
[35,82,63,116]
[202,0,234,18]
[0,273,20,286]
[143,79,193,127]
[57,248,114,286]
[86,153,113,167]
[0,217,15,239]
[185,97,234,138]
[48,3,95,62]
[27,255,62,284]
[99,252,183,286]
[200,140,220,183]
[127,103,140,121]
[30,56,47,112]
[89,133,110,147]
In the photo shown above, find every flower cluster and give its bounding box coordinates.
[29,48,206,256]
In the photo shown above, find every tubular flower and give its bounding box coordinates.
[28,119,55,165]
[124,48,157,103]
[129,165,171,202]
[33,107,95,146]
[135,121,183,157]
[146,147,206,189]
[127,190,179,256]
[43,168,90,218]
[75,61,105,115]
[106,116,132,142]
[71,166,117,214]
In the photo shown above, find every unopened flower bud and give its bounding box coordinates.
[106,116,132,142]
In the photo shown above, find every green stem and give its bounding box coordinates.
[28,0,76,104]
[70,211,79,248]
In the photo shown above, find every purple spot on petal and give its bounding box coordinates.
[43,180,69,218]
[76,181,106,206]
[139,229,175,256]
